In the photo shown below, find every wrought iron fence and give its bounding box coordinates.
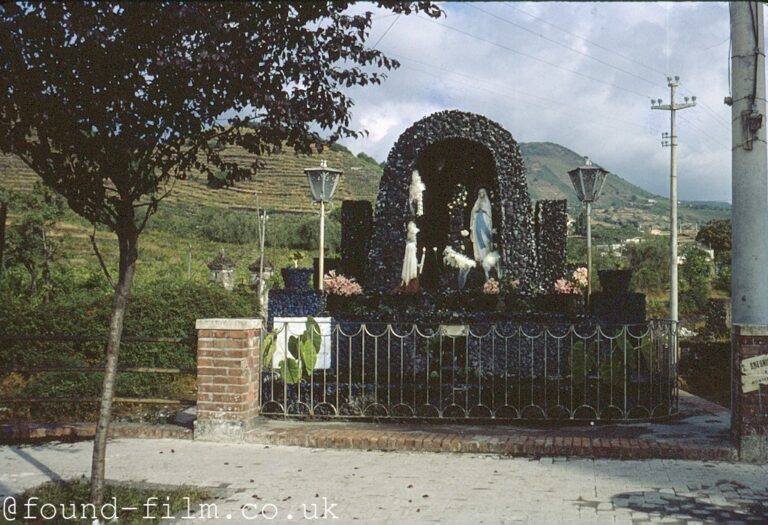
[260,320,678,422]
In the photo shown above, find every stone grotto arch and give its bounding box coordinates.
[366,109,538,291]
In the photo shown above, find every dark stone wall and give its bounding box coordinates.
[267,290,325,330]
[340,200,373,281]
[366,110,537,291]
[534,200,567,291]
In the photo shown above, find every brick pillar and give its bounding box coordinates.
[732,325,768,462]
[194,318,261,441]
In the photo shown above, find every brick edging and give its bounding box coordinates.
[248,428,737,461]
[0,422,192,442]
[0,422,737,462]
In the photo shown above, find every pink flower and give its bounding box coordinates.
[554,267,588,294]
[483,278,500,295]
[323,271,363,297]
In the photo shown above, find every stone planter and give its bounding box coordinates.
[282,267,314,290]
[598,269,633,295]
[471,294,500,312]
[504,293,531,313]
[535,293,584,314]
[326,294,367,314]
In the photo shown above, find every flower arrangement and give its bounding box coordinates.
[442,246,476,271]
[323,271,363,296]
[483,278,500,295]
[554,267,589,294]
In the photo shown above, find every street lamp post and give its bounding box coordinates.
[568,157,609,301]
[305,160,342,291]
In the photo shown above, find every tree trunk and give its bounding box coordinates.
[0,202,7,271]
[89,228,138,507]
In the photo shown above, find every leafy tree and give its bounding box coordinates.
[0,1,441,505]
[679,245,712,314]
[4,184,67,297]
[356,151,379,165]
[0,187,9,271]
[624,238,670,293]
[696,219,731,254]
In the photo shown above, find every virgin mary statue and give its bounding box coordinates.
[470,188,493,261]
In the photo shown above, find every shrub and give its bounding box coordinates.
[0,279,259,422]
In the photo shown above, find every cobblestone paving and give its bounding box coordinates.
[0,439,766,524]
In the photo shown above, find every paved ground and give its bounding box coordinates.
[1,439,767,524]
[238,391,735,461]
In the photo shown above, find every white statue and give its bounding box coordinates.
[470,188,493,261]
[408,170,426,217]
[400,221,420,292]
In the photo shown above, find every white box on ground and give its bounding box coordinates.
[272,317,332,370]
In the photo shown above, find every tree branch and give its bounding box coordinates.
[89,226,115,289]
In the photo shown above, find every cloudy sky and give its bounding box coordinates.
[336,1,749,203]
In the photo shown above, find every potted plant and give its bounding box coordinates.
[537,267,588,313]
[477,278,501,311]
[323,270,364,312]
[503,277,530,312]
[281,252,313,290]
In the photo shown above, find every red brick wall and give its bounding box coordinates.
[731,325,768,460]
[196,321,261,428]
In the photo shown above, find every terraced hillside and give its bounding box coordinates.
[0,144,382,214]
[1,141,728,229]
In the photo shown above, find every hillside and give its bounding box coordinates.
[520,142,730,230]
[0,144,382,214]
[1,140,728,229]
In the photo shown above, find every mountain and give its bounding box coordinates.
[520,142,729,230]
[1,141,728,229]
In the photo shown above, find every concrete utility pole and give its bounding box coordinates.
[652,78,696,326]
[730,1,768,326]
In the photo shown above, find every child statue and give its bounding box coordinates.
[469,188,493,261]
[400,221,421,293]
[408,170,426,217]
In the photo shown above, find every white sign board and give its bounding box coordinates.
[272,317,332,370]
[741,353,768,393]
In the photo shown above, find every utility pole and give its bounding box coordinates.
[730,1,768,326]
[651,77,696,326]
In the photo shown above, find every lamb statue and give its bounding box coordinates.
[481,250,503,281]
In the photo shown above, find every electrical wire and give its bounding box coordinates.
[416,14,653,100]
[502,1,667,77]
[499,2,730,132]
[387,54,664,140]
[470,4,661,89]
[371,14,401,50]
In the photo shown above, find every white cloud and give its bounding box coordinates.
[335,1,744,203]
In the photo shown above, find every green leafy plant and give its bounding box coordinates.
[262,317,321,385]
[289,251,304,268]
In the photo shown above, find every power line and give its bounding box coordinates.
[500,2,731,132]
[470,4,662,89]
[416,14,654,100]
[388,52,662,136]
[371,14,401,49]
[502,2,667,77]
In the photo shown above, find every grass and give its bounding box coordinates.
[3,480,209,524]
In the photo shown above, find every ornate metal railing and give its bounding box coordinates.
[260,320,678,422]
